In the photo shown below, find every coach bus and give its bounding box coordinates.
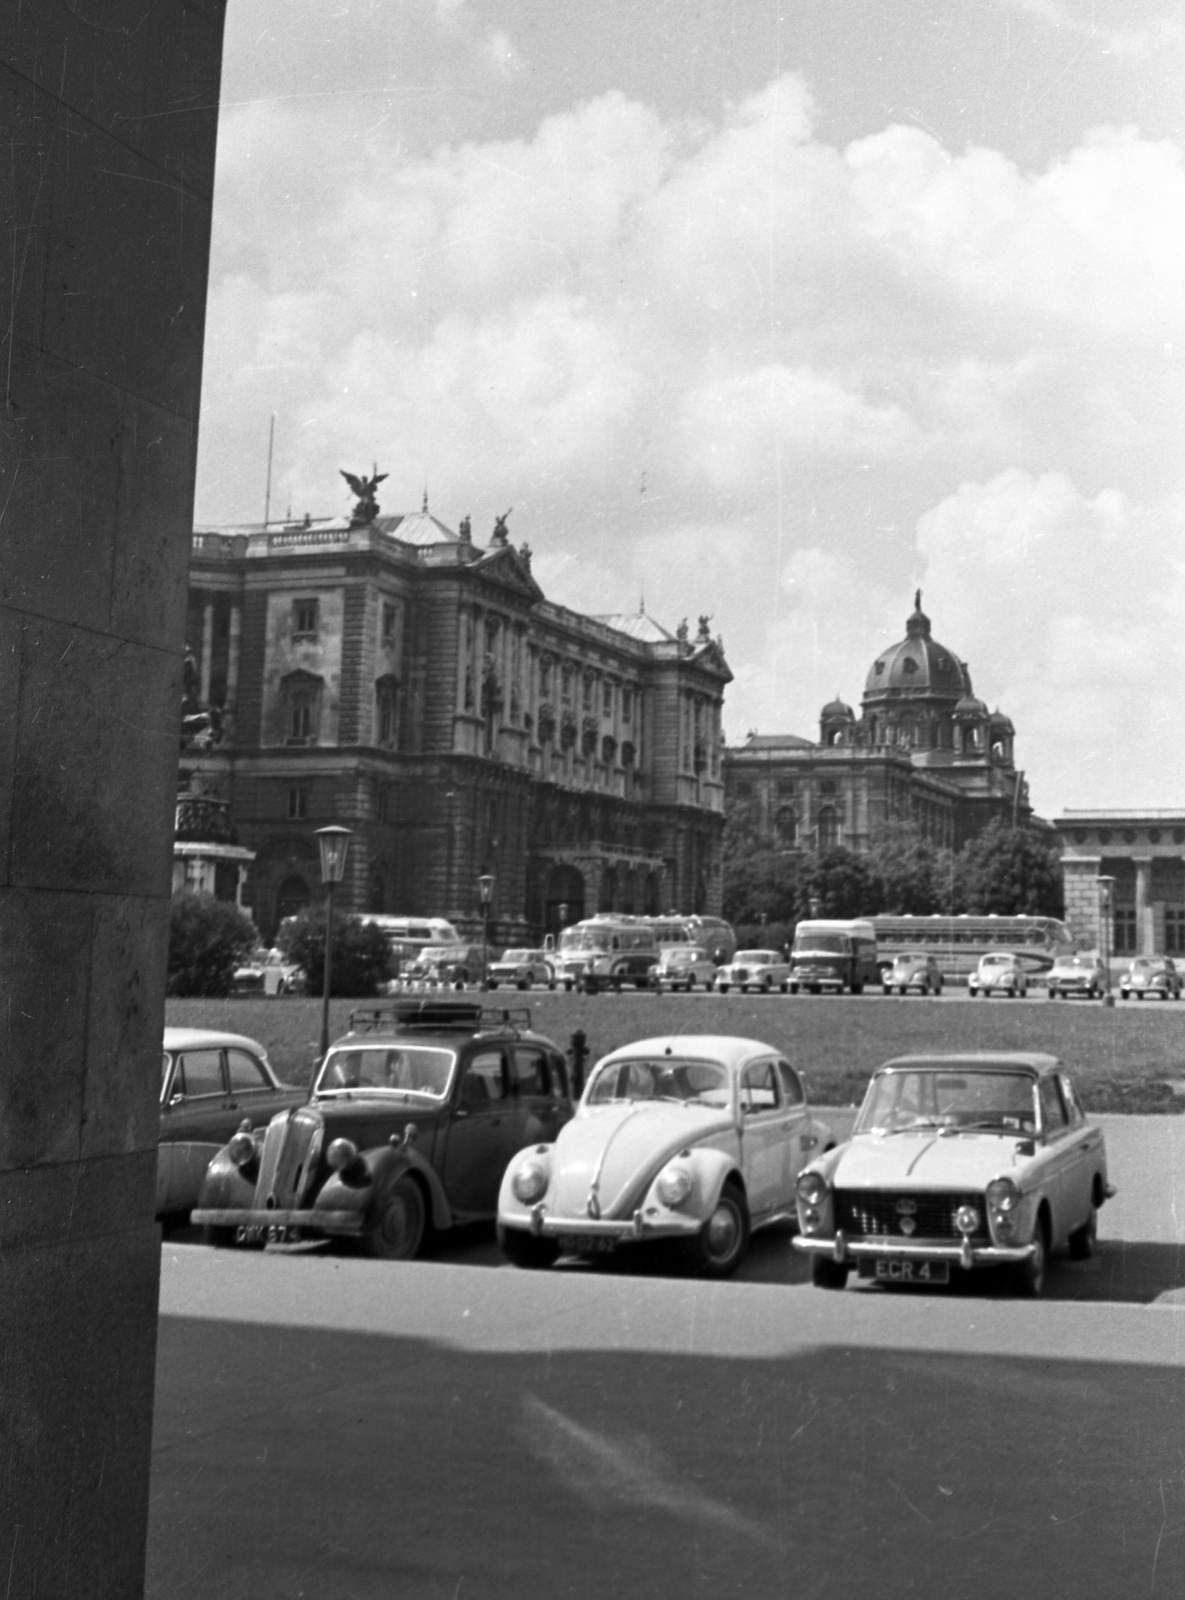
[868,914,1073,985]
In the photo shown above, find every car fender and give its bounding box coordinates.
[659,1145,744,1220]
[319,1145,454,1232]
[499,1141,556,1219]
[196,1142,260,1210]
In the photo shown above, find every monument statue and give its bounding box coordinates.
[341,468,388,526]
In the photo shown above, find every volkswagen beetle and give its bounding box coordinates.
[497,1034,832,1277]
[968,952,1028,997]
[793,1053,1112,1296]
[1120,956,1181,1001]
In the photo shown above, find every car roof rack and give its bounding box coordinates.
[345,1000,533,1035]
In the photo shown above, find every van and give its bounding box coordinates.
[788,919,879,995]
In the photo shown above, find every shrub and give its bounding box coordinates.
[277,907,392,997]
[168,894,258,997]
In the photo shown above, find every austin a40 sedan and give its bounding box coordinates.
[193,1002,572,1259]
[497,1035,833,1277]
[793,1053,1112,1296]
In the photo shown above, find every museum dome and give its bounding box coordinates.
[821,697,855,720]
[863,593,967,700]
[954,693,988,719]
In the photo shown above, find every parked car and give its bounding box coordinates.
[793,1052,1113,1296]
[498,1034,832,1277]
[1046,953,1108,1000]
[232,947,304,996]
[882,953,944,997]
[1120,957,1182,1001]
[655,945,718,992]
[158,1028,304,1219]
[193,1001,573,1258]
[716,950,791,994]
[967,952,1028,998]
[401,943,487,987]
[487,948,557,989]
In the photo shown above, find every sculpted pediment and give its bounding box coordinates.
[472,545,544,601]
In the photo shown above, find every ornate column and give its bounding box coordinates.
[199,596,214,703]
[1134,857,1154,956]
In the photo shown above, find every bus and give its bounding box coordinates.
[868,915,1073,985]
[646,913,737,966]
[552,915,660,991]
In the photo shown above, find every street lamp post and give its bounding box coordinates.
[1098,874,1115,1008]
[808,894,821,920]
[316,825,353,1059]
[477,873,495,989]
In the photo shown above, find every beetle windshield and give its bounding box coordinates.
[315,1045,455,1099]
[586,1058,731,1107]
[856,1067,1038,1135]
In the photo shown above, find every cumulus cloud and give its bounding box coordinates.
[197,67,1185,808]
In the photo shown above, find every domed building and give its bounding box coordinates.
[724,593,1034,853]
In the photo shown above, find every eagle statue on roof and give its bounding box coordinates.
[340,468,387,527]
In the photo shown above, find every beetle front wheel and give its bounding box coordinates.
[811,1255,849,1290]
[497,1225,560,1269]
[685,1181,749,1278]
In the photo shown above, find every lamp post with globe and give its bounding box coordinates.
[316,825,353,1058]
[478,873,495,988]
[1098,875,1115,1008]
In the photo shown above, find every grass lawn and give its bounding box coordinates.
[166,991,1185,1114]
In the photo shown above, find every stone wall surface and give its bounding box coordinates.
[1,4,227,1595]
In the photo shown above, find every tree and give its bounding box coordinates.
[950,820,1064,917]
[865,822,956,915]
[804,848,875,920]
[168,894,258,997]
[277,907,392,997]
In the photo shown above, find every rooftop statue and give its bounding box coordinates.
[491,509,512,546]
[340,469,387,526]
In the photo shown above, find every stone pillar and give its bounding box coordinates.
[1,8,226,1598]
[226,601,242,711]
[200,597,215,702]
[1134,857,1154,956]
[1062,857,1102,951]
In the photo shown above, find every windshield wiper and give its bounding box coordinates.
[879,1119,947,1136]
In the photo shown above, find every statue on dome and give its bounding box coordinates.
[341,469,387,526]
[491,510,512,546]
[696,615,712,642]
[676,618,689,644]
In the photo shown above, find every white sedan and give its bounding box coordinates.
[498,1034,832,1277]
[715,950,792,994]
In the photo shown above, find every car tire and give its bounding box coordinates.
[363,1173,427,1261]
[719,984,729,993]
[851,981,864,996]
[517,979,529,990]
[1068,1206,1098,1261]
[897,985,906,996]
[497,1225,560,1270]
[761,977,772,994]
[1136,991,1144,1001]
[811,1255,850,1290]
[882,985,892,996]
[1013,1213,1050,1298]
[685,1181,750,1278]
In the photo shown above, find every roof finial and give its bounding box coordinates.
[638,593,645,615]
[422,488,429,514]
[915,588,922,612]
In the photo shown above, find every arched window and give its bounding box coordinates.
[776,808,798,845]
[817,806,840,849]
[275,874,310,925]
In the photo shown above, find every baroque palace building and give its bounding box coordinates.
[179,483,730,943]
[723,594,1034,852]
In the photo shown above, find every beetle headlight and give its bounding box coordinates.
[797,1170,830,1206]
[655,1164,694,1207]
[327,1137,359,1171]
[512,1159,549,1204]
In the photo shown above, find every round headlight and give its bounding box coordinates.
[512,1160,549,1204]
[327,1137,359,1172]
[797,1170,829,1206]
[228,1131,256,1168]
[986,1177,1021,1213]
[655,1164,694,1207]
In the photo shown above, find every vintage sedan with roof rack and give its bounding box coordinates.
[793,1053,1112,1296]
[497,1034,833,1277]
[192,1001,573,1259]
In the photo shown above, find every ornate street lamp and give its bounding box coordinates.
[808,894,821,920]
[477,873,495,988]
[316,825,353,1058]
[1097,875,1115,1008]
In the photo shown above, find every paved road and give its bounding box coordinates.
[149,1113,1185,1599]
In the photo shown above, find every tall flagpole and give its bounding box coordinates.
[263,412,275,528]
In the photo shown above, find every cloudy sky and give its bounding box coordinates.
[196,0,1185,817]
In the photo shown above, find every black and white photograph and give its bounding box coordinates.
[4,2,1185,1596]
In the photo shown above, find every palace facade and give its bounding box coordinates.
[180,494,729,943]
[723,595,1034,852]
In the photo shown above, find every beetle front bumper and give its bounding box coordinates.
[793,1231,1037,1270]
[192,1207,365,1239]
[503,1205,704,1244]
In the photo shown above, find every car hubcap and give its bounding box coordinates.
[379,1191,420,1255]
[705,1200,741,1261]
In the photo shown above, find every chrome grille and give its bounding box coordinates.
[254,1109,324,1210]
[835,1190,989,1242]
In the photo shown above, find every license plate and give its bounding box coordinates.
[236,1223,303,1246]
[555,1233,618,1256]
[859,1256,949,1284]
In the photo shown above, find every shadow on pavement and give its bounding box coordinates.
[149,1314,1185,1600]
